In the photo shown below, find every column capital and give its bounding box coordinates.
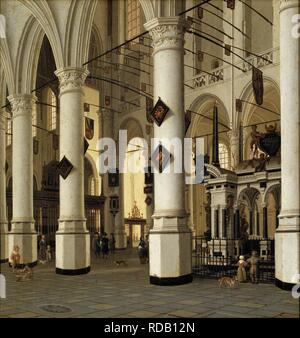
[8,94,37,118]
[55,67,89,95]
[280,0,299,12]
[144,16,190,54]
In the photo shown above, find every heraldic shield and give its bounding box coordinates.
[85,117,94,140]
[252,67,264,106]
[258,126,281,157]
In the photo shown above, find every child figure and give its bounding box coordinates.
[9,245,21,271]
[237,255,247,283]
[46,245,52,263]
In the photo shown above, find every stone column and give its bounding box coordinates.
[0,112,8,263]
[249,209,253,235]
[211,207,218,238]
[233,207,240,238]
[145,17,192,285]
[100,108,114,236]
[114,177,126,249]
[276,0,300,290]
[100,108,126,248]
[55,67,90,275]
[8,94,37,266]
[256,211,260,236]
[145,193,154,234]
[219,205,227,239]
[228,130,240,170]
[262,205,268,239]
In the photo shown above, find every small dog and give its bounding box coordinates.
[16,266,33,282]
[114,260,127,267]
[218,276,239,288]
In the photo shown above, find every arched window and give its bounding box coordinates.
[48,89,57,131]
[219,143,230,170]
[32,104,37,137]
[127,0,141,40]
[6,116,11,146]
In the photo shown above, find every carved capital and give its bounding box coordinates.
[8,94,37,119]
[144,17,190,54]
[280,0,299,12]
[55,67,89,94]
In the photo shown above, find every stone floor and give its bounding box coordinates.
[0,250,299,318]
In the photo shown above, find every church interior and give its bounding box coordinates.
[0,0,299,319]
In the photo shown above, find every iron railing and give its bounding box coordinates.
[192,236,275,283]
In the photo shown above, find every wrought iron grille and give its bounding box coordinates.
[192,236,275,283]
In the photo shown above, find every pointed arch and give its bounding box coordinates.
[139,0,155,22]
[17,0,64,69]
[0,67,7,104]
[187,93,230,139]
[0,37,15,95]
[15,15,45,93]
[65,0,98,67]
[119,117,144,141]
[84,153,100,196]
[238,76,280,128]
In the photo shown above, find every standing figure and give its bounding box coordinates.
[93,233,100,259]
[138,237,147,264]
[109,233,116,255]
[236,255,247,283]
[101,233,109,259]
[9,245,21,271]
[39,235,47,263]
[247,250,260,284]
[46,245,52,263]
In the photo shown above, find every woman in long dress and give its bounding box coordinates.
[237,255,247,282]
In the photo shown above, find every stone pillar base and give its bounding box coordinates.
[56,221,90,275]
[149,218,193,286]
[275,222,300,291]
[0,222,8,263]
[8,222,37,267]
[115,231,127,249]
